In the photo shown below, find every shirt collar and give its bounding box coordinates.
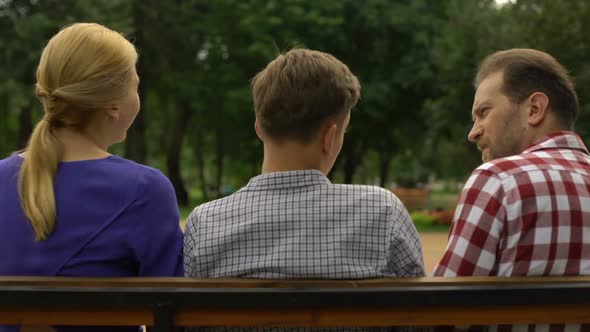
[243,169,331,191]
[523,130,589,155]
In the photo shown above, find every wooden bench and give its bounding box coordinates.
[1,276,590,332]
[391,188,430,211]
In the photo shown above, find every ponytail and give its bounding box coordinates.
[18,117,63,241]
[18,22,137,241]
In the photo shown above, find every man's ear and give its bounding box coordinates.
[103,106,120,121]
[527,92,550,126]
[322,122,337,154]
[254,119,264,142]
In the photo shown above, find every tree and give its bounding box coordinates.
[424,0,507,179]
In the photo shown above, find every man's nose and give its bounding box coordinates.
[468,124,482,143]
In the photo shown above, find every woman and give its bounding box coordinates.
[0,23,183,332]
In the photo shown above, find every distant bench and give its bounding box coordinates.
[1,276,590,332]
[391,188,430,211]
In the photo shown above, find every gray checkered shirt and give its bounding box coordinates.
[183,170,425,331]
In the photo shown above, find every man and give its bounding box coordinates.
[435,49,590,330]
[184,48,423,282]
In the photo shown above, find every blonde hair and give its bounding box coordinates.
[20,23,137,241]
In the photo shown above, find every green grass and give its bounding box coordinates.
[179,206,194,220]
[428,192,459,210]
[410,212,451,233]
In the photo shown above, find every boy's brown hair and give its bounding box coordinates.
[251,48,360,142]
[475,48,579,130]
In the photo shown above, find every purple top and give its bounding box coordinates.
[0,154,184,332]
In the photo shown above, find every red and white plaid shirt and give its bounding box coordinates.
[435,131,590,277]
[434,131,590,331]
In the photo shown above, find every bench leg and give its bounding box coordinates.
[153,303,174,332]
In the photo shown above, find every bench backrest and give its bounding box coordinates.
[1,276,590,332]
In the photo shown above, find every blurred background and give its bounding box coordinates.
[1,0,590,232]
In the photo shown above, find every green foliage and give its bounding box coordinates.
[2,0,590,206]
[411,212,436,224]
[410,212,449,233]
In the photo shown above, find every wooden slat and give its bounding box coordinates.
[0,276,589,288]
[1,305,590,326]
[0,309,152,326]
[1,277,590,327]
[175,305,590,326]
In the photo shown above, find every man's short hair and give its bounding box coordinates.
[251,48,360,143]
[475,48,579,130]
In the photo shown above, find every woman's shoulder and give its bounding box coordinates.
[0,154,23,174]
[104,157,179,223]
[83,155,163,180]
[104,155,164,176]
[0,153,22,164]
[104,156,174,195]
[56,155,173,199]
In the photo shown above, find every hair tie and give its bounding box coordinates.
[46,93,57,111]
[42,114,53,123]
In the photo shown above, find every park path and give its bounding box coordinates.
[419,232,448,275]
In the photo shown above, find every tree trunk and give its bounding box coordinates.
[341,138,364,184]
[378,152,392,188]
[327,155,341,182]
[166,101,191,206]
[17,105,33,150]
[195,129,209,203]
[125,0,148,163]
[0,93,8,154]
[342,155,357,184]
[251,157,259,179]
[215,125,224,198]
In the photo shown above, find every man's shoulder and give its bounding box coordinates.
[189,184,401,217]
[191,191,245,216]
[331,183,401,205]
[475,149,590,181]
[332,183,392,193]
[474,153,546,179]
